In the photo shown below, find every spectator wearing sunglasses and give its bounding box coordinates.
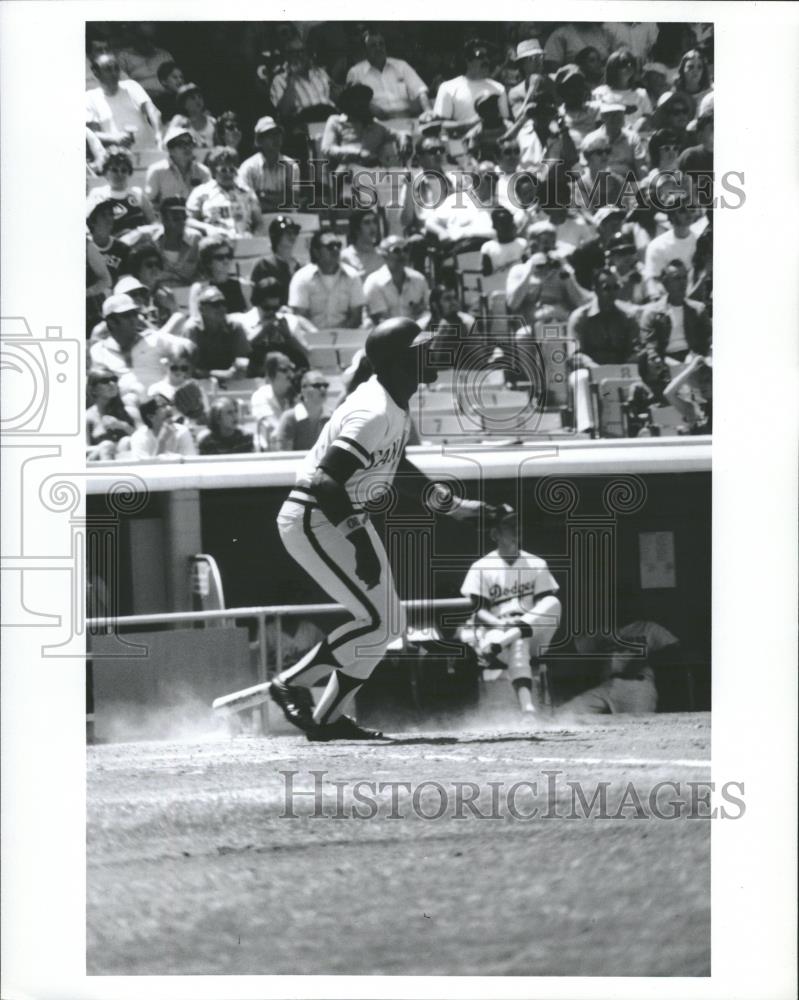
[432,40,509,137]
[146,343,203,405]
[288,231,366,329]
[188,235,247,319]
[651,92,693,151]
[250,216,303,302]
[574,131,628,214]
[239,277,311,377]
[592,48,653,131]
[276,369,332,452]
[86,367,140,461]
[642,193,698,299]
[130,196,202,286]
[127,394,197,460]
[581,102,648,184]
[364,236,430,325]
[184,286,251,383]
[251,352,298,451]
[145,122,211,208]
[198,398,255,456]
[86,146,156,237]
[186,147,262,239]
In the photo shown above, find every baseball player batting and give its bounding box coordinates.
[460,505,561,714]
[216,318,495,741]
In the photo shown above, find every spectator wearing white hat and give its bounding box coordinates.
[363,236,430,325]
[175,82,217,149]
[592,48,653,131]
[90,293,191,398]
[145,122,211,208]
[432,39,509,136]
[507,39,555,120]
[581,103,648,182]
[346,30,431,120]
[606,230,647,306]
[86,52,162,150]
[238,117,301,213]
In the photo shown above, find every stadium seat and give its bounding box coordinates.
[589,363,640,438]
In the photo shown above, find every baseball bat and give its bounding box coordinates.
[212,681,271,714]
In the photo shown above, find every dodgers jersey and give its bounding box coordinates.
[461,550,559,617]
[295,374,410,509]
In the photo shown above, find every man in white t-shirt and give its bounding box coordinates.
[86,53,162,150]
[433,39,509,136]
[461,505,562,714]
[643,194,698,298]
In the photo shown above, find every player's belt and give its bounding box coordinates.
[286,486,367,513]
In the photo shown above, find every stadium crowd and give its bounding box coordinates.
[85,20,714,461]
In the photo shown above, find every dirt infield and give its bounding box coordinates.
[87,713,711,976]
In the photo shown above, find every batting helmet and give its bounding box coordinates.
[364,317,434,376]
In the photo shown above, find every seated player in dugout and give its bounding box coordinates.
[460,505,562,715]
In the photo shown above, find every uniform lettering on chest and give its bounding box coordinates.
[489,579,536,602]
[367,435,405,469]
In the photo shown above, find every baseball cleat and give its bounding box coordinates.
[268,679,315,733]
[306,716,389,742]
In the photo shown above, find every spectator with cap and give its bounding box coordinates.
[186,147,263,238]
[581,103,648,182]
[188,235,248,319]
[174,83,216,148]
[554,64,600,142]
[89,293,191,398]
[238,117,301,213]
[640,259,711,362]
[432,39,509,136]
[197,398,255,455]
[86,367,139,461]
[602,22,659,65]
[567,266,641,431]
[320,84,405,171]
[117,23,175,100]
[87,197,130,286]
[269,37,335,124]
[481,208,527,278]
[87,147,156,236]
[363,236,430,325]
[251,351,298,450]
[568,205,627,291]
[506,246,588,329]
[276,369,332,452]
[464,92,513,164]
[507,38,556,121]
[151,60,185,123]
[340,209,384,279]
[642,192,697,297]
[544,23,611,73]
[250,216,303,301]
[237,277,311,377]
[606,229,647,306]
[346,29,431,120]
[184,286,251,382]
[677,111,713,211]
[86,52,162,150]
[592,48,653,130]
[145,122,211,207]
[130,196,202,286]
[288,230,366,329]
[127,394,197,460]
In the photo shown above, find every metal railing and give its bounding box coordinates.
[87,598,474,690]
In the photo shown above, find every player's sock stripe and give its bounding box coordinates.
[302,505,380,652]
[336,436,371,463]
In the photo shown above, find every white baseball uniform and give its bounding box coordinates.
[277,375,410,697]
[461,549,561,682]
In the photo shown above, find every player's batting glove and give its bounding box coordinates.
[349,527,381,590]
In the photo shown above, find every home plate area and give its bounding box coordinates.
[88,712,710,976]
